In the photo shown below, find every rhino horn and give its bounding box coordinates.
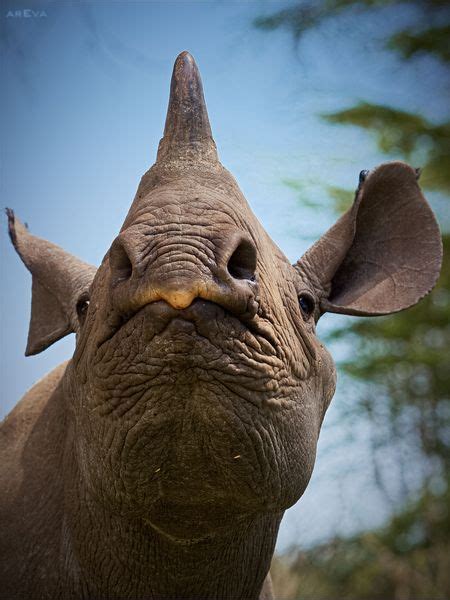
[156,51,218,164]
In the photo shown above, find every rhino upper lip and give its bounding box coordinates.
[99,298,278,353]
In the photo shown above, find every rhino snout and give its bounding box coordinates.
[108,227,259,324]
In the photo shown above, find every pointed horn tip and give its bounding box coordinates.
[175,50,196,64]
[175,50,195,62]
[172,51,200,82]
[157,50,217,163]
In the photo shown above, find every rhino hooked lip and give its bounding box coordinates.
[98,297,278,355]
[147,298,277,351]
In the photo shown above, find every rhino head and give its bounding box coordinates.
[7,52,442,595]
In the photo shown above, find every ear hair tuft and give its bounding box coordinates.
[5,208,17,247]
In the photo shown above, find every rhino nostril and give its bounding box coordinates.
[109,239,133,285]
[227,239,257,281]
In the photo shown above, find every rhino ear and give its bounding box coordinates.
[7,210,97,355]
[295,162,443,316]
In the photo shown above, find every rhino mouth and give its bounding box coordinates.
[99,298,277,354]
[153,299,277,350]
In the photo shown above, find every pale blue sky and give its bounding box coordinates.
[1,0,448,551]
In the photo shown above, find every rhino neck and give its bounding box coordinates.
[64,464,281,599]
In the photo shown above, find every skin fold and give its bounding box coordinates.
[0,52,442,599]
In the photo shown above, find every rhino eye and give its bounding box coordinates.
[76,294,90,325]
[298,293,315,319]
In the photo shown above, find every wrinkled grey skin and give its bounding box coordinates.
[0,52,442,599]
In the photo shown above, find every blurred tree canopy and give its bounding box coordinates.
[255,0,450,198]
[271,482,450,598]
[255,0,449,598]
[323,105,450,194]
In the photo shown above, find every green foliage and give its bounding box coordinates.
[326,186,354,212]
[323,104,450,193]
[282,178,326,209]
[271,483,450,599]
[323,104,430,155]
[388,25,450,62]
[254,6,320,38]
[253,1,396,41]
[254,0,450,57]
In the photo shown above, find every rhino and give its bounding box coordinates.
[0,51,442,599]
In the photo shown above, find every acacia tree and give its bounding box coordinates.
[255,1,450,597]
